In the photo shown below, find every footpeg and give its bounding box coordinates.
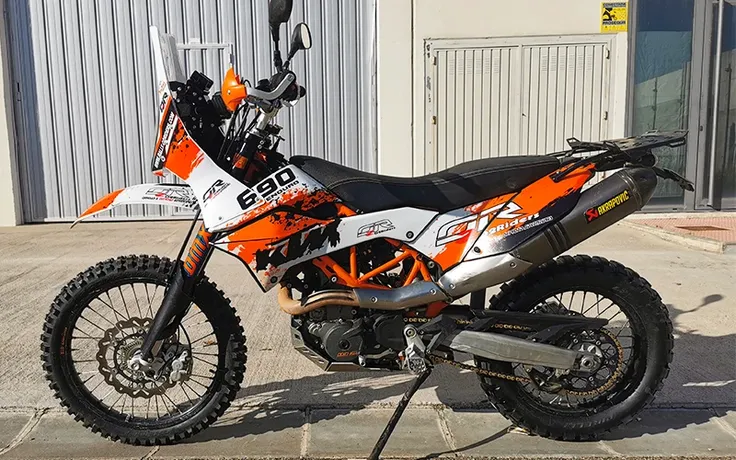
[402,326,429,375]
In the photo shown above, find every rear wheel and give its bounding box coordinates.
[475,255,673,440]
[41,255,246,444]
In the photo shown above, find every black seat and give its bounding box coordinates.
[290,155,561,213]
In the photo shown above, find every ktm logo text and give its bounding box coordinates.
[436,202,522,246]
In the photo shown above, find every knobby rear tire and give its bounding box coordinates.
[475,255,673,441]
[40,255,247,445]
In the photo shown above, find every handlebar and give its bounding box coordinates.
[246,72,296,102]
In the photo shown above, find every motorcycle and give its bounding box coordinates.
[41,0,693,456]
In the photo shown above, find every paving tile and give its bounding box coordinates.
[154,408,304,458]
[0,413,32,449]
[4,414,151,459]
[601,409,736,457]
[714,408,736,440]
[442,409,609,457]
[308,408,448,458]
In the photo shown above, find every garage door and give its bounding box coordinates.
[7,0,376,222]
[425,35,613,173]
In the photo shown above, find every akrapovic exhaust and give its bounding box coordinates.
[439,167,658,297]
[514,167,657,265]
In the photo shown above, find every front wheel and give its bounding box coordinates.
[476,255,673,440]
[41,255,246,444]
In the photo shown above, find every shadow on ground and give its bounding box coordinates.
[184,294,735,452]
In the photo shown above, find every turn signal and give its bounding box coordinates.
[221,67,247,112]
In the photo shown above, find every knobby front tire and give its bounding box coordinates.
[41,255,247,445]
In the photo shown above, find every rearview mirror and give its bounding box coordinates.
[269,0,293,43]
[287,23,312,60]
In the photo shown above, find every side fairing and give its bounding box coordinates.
[408,165,595,270]
[214,202,437,291]
[73,184,197,226]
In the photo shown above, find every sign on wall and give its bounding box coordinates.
[601,2,628,33]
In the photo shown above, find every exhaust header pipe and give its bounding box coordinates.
[278,281,449,316]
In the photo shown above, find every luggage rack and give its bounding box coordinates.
[547,130,693,191]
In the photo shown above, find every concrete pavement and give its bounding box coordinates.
[0,221,734,458]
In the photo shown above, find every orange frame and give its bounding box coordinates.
[312,239,433,290]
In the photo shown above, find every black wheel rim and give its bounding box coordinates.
[511,289,641,413]
[65,279,223,425]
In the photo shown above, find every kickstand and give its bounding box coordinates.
[368,367,432,460]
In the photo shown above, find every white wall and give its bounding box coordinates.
[0,1,21,226]
[377,0,630,176]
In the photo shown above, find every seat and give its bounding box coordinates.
[290,155,561,213]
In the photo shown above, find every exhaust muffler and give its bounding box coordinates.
[439,167,658,296]
[514,167,657,266]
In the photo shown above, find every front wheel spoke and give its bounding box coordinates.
[162,392,183,414]
[130,284,143,317]
[191,355,217,367]
[187,376,211,390]
[190,350,219,357]
[118,287,131,318]
[189,332,215,346]
[182,380,204,398]
[179,383,196,406]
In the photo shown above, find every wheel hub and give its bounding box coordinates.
[96,317,191,398]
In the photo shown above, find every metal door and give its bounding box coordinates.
[6,0,377,222]
[426,36,613,174]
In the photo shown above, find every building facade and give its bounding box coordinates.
[0,0,733,225]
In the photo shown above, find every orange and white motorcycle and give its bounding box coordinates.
[42,0,692,455]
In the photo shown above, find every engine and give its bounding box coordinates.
[297,307,406,368]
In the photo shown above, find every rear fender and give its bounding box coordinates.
[73,184,197,227]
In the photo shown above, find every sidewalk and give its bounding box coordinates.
[0,221,734,458]
[625,213,736,254]
[1,407,735,459]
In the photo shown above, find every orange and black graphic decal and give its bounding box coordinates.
[183,225,212,277]
[477,165,595,256]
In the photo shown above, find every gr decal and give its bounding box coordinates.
[435,201,522,246]
[237,168,298,210]
[357,219,395,238]
[142,186,195,206]
[203,179,230,203]
[585,190,630,223]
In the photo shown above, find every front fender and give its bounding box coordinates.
[73,184,198,226]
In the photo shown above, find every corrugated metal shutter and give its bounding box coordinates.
[6,0,376,222]
[426,36,611,174]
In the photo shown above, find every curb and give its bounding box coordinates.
[621,221,734,254]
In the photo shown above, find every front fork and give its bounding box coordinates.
[136,216,214,363]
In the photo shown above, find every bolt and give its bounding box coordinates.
[330,276,338,283]
[473,247,481,254]
[427,261,435,268]
[589,376,595,382]
[270,276,278,284]
[430,289,437,295]
[596,340,601,346]
[449,283,456,290]
[371,296,378,303]
[406,328,416,338]
[406,231,414,239]
[510,262,517,268]
[351,309,357,315]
